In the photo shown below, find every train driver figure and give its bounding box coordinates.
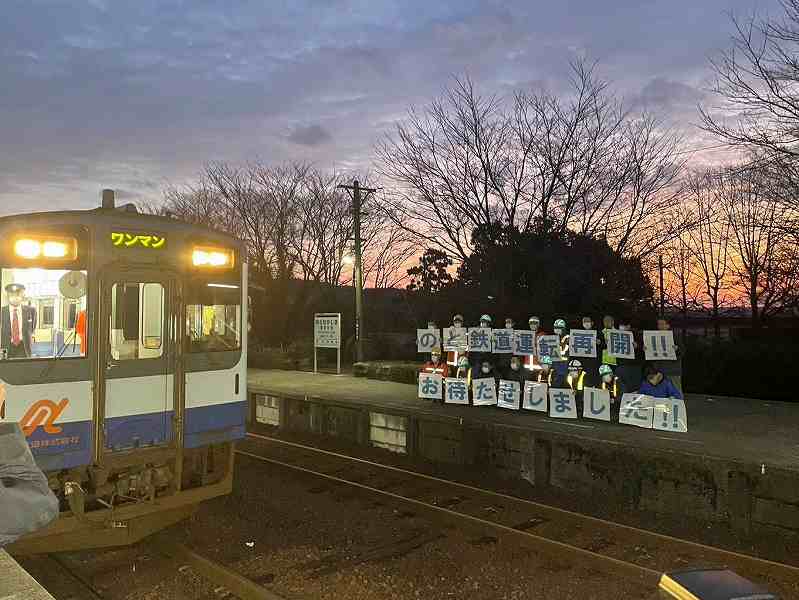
[2,284,37,359]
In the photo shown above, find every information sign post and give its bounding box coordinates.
[314,313,342,374]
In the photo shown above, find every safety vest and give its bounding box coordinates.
[454,367,471,386]
[446,350,464,367]
[601,328,617,365]
[601,377,619,399]
[567,371,585,392]
[422,363,448,376]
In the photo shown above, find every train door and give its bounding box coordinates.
[100,273,175,452]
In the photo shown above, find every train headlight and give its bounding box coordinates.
[192,246,234,268]
[13,237,77,261]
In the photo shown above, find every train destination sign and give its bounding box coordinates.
[111,232,166,249]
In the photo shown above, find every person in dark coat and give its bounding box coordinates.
[1,284,37,358]
[639,364,683,399]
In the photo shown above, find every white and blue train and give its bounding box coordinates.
[0,190,247,552]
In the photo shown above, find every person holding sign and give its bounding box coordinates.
[566,358,588,411]
[445,313,467,368]
[639,364,682,400]
[552,318,569,378]
[469,314,493,370]
[598,364,624,421]
[522,316,543,372]
[534,355,555,385]
[615,320,642,393]
[502,355,529,387]
[420,349,449,377]
[653,318,683,396]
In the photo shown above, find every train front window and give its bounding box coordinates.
[186,281,241,353]
[0,268,88,360]
[109,282,164,360]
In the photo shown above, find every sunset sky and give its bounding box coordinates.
[0,0,772,216]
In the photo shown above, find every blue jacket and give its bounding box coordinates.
[638,377,682,399]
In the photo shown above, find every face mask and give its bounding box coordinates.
[602,373,613,383]
[480,322,489,328]
[582,322,592,329]
[482,366,491,374]
[554,328,562,335]
[505,322,513,329]
[511,362,519,371]
[454,321,463,328]
[530,322,539,329]
[619,325,629,331]
[432,356,440,363]
[569,370,578,378]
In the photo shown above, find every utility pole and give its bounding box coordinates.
[338,179,378,363]
[658,254,665,318]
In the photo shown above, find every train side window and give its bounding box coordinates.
[110,282,164,360]
[185,281,241,353]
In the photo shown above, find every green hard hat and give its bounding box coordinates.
[599,364,613,376]
[540,355,552,366]
[554,318,566,329]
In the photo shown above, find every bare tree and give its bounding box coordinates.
[683,170,733,335]
[377,59,686,263]
[720,164,799,326]
[701,1,799,161]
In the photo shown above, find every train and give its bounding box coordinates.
[0,189,247,553]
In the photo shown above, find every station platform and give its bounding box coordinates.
[247,369,799,536]
[0,550,55,599]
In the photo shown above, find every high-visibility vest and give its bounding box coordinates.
[567,371,585,392]
[421,363,448,377]
[601,377,619,399]
[601,328,617,365]
[536,370,553,385]
[446,350,464,367]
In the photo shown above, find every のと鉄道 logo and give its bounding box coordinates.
[20,398,69,436]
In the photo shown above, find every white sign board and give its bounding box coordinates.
[619,393,655,428]
[523,381,548,412]
[467,328,493,353]
[314,313,341,348]
[582,387,611,421]
[492,329,514,354]
[443,327,468,352]
[548,388,577,419]
[314,313,342,374]
[497,380,521,410]
[568,329,597,358]
[513,330,536,356]
[643,330,677,361]
[606,329,635,360]
[417,328,442,353]
[444,377,469,405]
[471,378,497,406]
[418,373,443,400]
[537,335,561,361]
[653,398,688,433]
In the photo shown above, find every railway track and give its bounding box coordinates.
[41,540,284,600]
[239,432,799,599]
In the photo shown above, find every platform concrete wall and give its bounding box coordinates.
[250,391,799,537]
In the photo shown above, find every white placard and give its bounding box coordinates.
[582,387,611,421]
[418,373,443,400]
[513,330,536,356]
[443,327,468,351]
[606,329,635,360]
[643,330,677,361]
[443,377,469,405]
[619,393,655,428]
[548,388,577,419]
[497,380,521,410]
[467,328,492,353]
[537,334,561,361]
[492,328,514,354]
[471,378,497,406]
[653,398,688,433]
[417,328,442,353]
[314,313,341,348]
[568,329,597,358]
[523,381,548,412]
